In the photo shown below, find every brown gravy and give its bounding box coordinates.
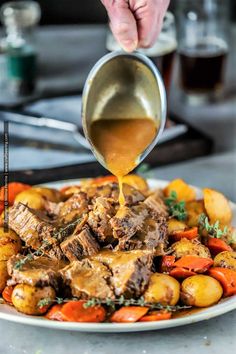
[90,118,157,205]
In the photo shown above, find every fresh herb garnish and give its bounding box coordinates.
[83,296,191,312]
[198,214,228,239]
[37,297,54,309]
[165,191,187,221]
[14,240,51,270]
[14,218,81,270]
[37,296,191,312]
[52,218,81,242]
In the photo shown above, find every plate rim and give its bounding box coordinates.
[1,177,235,332]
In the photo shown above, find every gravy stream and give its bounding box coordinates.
[90,118,157,205]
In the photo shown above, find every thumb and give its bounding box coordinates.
[101,0,138,52]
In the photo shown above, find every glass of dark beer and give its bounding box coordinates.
[106,12,177,96]
[176,0,229,103]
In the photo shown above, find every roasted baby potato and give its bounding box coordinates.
[0,261,9,293]
[122,175,148,193]
[181,275,223,307]
[164,179,196,202]
[0,227,21,261]
[14,189,46,210]
[172,238,211,259]
[144,273,180,306]
[186,200,205,227]
[203,188,232,226]
[12,284,56,315]
[214,251,236,271]
[168,219,187,234]
[32,187,61,203]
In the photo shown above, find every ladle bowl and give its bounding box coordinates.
[82,51,167,170]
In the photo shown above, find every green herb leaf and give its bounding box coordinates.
[165,191,187,221]
[83,296,191,312]
[198,213,228,239]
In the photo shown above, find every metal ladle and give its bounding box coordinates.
[82,51,167,170]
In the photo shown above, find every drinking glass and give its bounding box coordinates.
[176,0,230,103]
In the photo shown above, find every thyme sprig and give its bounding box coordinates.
[52,218,81,242]
[198,214,228,239]
[37,296,191,313]
[14,218,81,270]
[14,240,51,270]
[165,191,187,221]
[83,296,190,312]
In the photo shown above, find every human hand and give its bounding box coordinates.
[101,0,170,52]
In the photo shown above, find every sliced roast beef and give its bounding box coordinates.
[7,255,66,289]
[144,193,168,217]
[87,197,115,243]
[61,259,114,299]
[55,191,89,224]
[60,226,100,261]
[92,250,153,298]
[110,203,149,239]
[9,203,63,259]
[83,182,145,205]
[116,215,168,255]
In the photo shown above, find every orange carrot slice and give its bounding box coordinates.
[111,306,149,323]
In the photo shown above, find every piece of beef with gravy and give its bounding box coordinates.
[60,226,100,261]
[61,259,114,299]
[7,255,66,290]
[9,203,63,259]
[92,250,153,298]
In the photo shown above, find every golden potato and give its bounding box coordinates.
[144,273,180,306]
[122,175,148,193]
[0,261,9,293]
[164,179,196,202]
[203,188,232,226]
[12,284,56,315]
[32,187,61,203]
[168,219,187,234]
[14,189,46,210]
[181,275,223,307]
[186,200,205,227]
[214,251,236,271]
[171,238,211,259]
[0,227,21,261]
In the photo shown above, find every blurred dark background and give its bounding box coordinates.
[0,0,235,25]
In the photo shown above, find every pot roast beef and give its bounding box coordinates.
[87,197,116,243]
[60,226,100,261]
[7,255,66,289]
[92,250,153,298]
[82,182,145,205]
[61,258,114,299]
[9,203,63,259]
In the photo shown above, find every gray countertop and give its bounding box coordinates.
[0,25,236,354]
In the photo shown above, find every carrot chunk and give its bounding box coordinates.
[61,301,106,323]
[173,255,213,273]
[46,304,65,321]
[0,182,31,206]
[111,306,149,323]
[207,238,232,256]
[170,267,196,279]
[172,227,198,241]
[139,311,172,322]
[209,267,236,297]
[2,286,14,304]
